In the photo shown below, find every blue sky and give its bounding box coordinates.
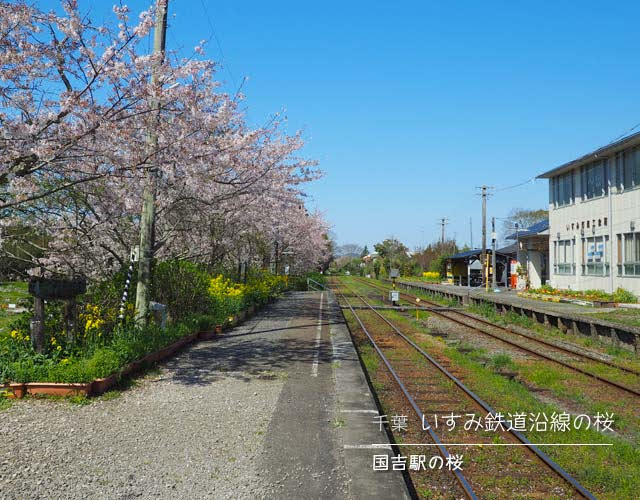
[43,1,640,249]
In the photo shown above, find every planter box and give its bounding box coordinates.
[2,383,26,399]
[197,330,216,340]
[593,300,616,308]
[25,382,91,397]
[90,374,118,395]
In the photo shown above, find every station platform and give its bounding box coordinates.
[393,279,640,353]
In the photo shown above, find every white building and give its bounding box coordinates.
[538,132,640,295]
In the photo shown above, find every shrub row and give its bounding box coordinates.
[0,265,289,384]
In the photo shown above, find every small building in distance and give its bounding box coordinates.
[445,245,516,287]
[537,131,640,295]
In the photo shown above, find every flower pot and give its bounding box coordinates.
[215,324,223,334]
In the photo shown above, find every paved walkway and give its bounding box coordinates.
[1,291,409,499]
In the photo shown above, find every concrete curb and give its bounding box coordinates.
[325,291,411,499]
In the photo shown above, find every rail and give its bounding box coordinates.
[337,279,596,500]
[358,277,640,397]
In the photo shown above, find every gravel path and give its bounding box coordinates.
[1,365,284,499]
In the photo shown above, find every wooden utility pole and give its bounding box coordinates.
[135,0,169,324]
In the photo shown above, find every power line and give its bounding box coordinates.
[494,176,536,192]
[608,120,640,145]
[198,0,238,90]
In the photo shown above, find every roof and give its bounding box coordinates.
[448,246,515,261]
[505,219,549,240]
[497,242,517,255]
[537,130,640,179]
[448,248,483,260]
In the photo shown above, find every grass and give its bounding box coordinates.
[591,309,640,329]
[0,391,12,411]
[0,281,29,336]
[359,343,379,376]
[99,390,121,401]
[0,281,29,302]
[469,300,640,370]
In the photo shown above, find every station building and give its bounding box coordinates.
[537,131,640,296]
[506,220,549,289]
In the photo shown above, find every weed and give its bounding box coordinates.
[490,353,517,372]
[0,391,12,411]
[333,417,346,428]
[99,390,121,401]
[68,394,90,405]
[360,344,379,375]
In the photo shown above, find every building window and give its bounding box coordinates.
[582,235,609,276]
[581,160,608,199]
[617,147,640,190]
[619,232,640,276]
[552,171,574,207]
[554,239,574,275]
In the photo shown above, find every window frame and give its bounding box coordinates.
[582,235,610,276]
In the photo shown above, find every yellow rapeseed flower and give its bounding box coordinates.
[56,345,62,351]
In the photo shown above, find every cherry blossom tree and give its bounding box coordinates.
[0,1,330,285]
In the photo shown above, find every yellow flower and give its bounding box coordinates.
[50,337,57,345]
[10,330,17,338]
[60,358,70,365]
[56,345,62,351]
[24,335,29,342]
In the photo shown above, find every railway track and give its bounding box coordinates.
[331,279,595,499]
[352,276,640,398]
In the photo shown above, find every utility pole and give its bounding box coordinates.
[135,0,169,324]
[440,218,449,244]
[480,186,487,288]
[476,185,492,291]
[491,216,497,289]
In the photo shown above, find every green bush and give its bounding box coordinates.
[289,271,326,291]
[0,264,290,384]
[152,260,212,321]
[613,287,638,304]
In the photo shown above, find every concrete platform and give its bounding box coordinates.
[217,290,411,499]
[394,279,640,353]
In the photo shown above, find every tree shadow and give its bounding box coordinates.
[156,292,351,387]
